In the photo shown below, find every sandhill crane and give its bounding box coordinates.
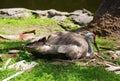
[25,31,99,59]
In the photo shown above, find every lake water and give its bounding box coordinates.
[0,0,102,12]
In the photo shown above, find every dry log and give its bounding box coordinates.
[8,60,38,71]
[106,66,120,71]
[8,60,26,70]
[2,60,38,81]
[0,30,35,41]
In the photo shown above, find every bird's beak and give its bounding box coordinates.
[93,41,99,53]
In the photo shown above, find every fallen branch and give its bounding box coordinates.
[83,59,96,66]
[97,61,116,67]
[22,30,36,34]
[94,53,105,60]
[2,60,38,81]
[0,30,35,41]
[8,60,26,70]
[106,66,120,71]
[0,34,19,40]
[8,60,38,71]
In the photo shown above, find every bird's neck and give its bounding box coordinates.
[85,38,94,56]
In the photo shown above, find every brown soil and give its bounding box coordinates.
[75,0,120,41]
[88,14,120,39]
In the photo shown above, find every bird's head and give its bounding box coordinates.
[85,32,99,53]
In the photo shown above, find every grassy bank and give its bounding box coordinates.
[0,17,64,36]
[0,18,120,81]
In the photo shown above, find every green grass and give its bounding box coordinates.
[1,58,120,81]
[0,36,119,81]
[59,18,80,31]
[95,37,117,60]
[0,17,64,36]
[96,37,116,50]
[0,40,27,49]
[0,18,120,81]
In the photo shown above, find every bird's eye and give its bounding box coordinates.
[93,34,96,40]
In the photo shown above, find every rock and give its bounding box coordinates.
[32,9,69,18]
[70,9,92,16]
[52,15,67,22]
[0,8,32,19]
[47,9,69,18]
[82,9,93,16]
[32,10,48,18]
[70,10,83,15]
[0,8,93,27]
[69,9,93,25]
[69,13,93,25]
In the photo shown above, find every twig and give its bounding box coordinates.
[83,59,96,66]
[4,58,12,69]
[95,53,105,60]
[99,46,113,50]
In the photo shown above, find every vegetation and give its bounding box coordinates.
[58,18,80,31]
[0,17,64,36]
[0,18,120,81]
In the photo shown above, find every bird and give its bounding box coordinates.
[25,31,99,59]
[85,32,99,56]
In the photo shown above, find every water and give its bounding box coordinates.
[0,0,102,12]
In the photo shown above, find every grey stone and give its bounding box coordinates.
[70,10,83,15]
[0,8,32,18]
[82,9,93,16]
[70,9,92,16]
[47,9,69,18]
[52,15,67,22]
[32,10,48,18]
[0,8,93,26]
[69,14,93,25]
[32,9,69,18]
[69,9,93,25]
